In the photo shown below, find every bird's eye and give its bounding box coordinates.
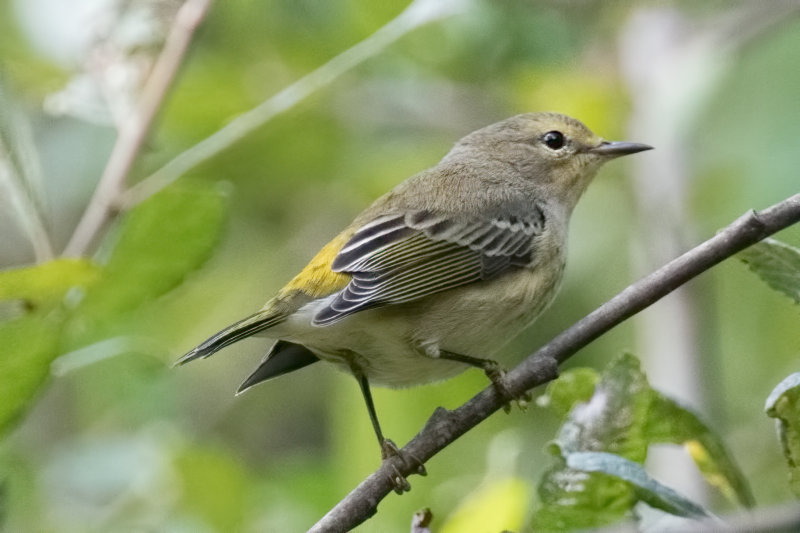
[542,131,565,150]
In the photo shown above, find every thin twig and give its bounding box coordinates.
[0,81,54,262]
[309,192,800,533]
[63,0,213,257]
[119,0,468,209]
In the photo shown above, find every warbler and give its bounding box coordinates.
[177,112,651,489]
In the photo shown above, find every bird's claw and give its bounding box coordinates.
[380,438,427,493]
[483,361,532,412]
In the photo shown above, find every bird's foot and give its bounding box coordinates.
[381,438,427,494]
[482,360,532,413]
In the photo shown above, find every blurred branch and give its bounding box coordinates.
[712,1,800,54]
[63,0,213,257]
[310,192,800,532]
[120,0,468,208]
[620,1,800,500]
[0,82,54,262]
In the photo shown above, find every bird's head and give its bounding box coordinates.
[449,112,652,208]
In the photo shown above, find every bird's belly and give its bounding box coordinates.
[278,259,565,388]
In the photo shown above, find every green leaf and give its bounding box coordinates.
[739,238,800,304]
[646,394,754,507]
[552,353,650,462]
[63,183,228,349]
[534,354,652,530]
[533,461,634,531]
[0,258,100,308]
[765,373,800,497]
[566,451,712,519]
[537,367,599,418]
[534,353,752,530]
[0,310,64,435]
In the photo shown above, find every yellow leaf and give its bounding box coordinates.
[512,69,628,139]
[0,258,100,307]
[441,477,531,533]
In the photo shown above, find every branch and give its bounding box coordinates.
[119,0,467,209]
[0,81,54,262]
[309,192,800,533]
[63,0,213,257]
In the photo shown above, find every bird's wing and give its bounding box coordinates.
[312,206,546,326]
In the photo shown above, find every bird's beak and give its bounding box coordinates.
[590,141,653,158]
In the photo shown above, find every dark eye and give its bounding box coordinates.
[542,131,565,150]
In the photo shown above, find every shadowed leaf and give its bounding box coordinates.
[765,372,800,498]
[739,238,800,304]
[566,451,712,519]
[534,353,751,530]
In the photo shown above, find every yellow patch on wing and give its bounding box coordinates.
[279,230,353,299]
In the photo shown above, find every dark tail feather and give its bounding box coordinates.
[237,340,320,394]
[175,310,285,366]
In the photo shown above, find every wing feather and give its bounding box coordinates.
[313,206,546,326]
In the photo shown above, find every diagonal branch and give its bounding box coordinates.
[63,0,213,257]
[309,192,800,533]
[119,0,467,209]
[0,81,54,262]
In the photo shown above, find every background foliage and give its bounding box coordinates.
[1,0,799,531]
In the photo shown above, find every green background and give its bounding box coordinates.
[1,0,799,531]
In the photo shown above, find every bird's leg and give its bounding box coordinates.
[352,368,426,493]
[438,350,532,412]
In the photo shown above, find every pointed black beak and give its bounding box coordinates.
[590,141,653,157]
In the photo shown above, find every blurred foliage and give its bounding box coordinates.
[439,476,530,533]
[534,353,748,531]
[765,373,800,498]
[0,182,227,438]
[62,182,229,350]
[0,0,798,531]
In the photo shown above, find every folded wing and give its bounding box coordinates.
[312,206,546,326]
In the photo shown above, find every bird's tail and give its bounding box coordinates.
[175,309,286,366]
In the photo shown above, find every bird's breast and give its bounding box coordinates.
[277,229,568,388]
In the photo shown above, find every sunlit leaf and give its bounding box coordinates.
[63,183,228,349]
[551,353,650,462]
[440,477,531,533]
[532,461,634,532]
[739,238,800,304]
[537,367,599,418]
[535,353,751,530]
[514,69,627,139]
[566,451,712,519]
[0,258,100,308]
[534,354,652,530]
[0,310,64,435]
[765,372,800,498]
[646,394,754,507]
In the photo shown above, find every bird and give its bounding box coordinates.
[176,112,652,491]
